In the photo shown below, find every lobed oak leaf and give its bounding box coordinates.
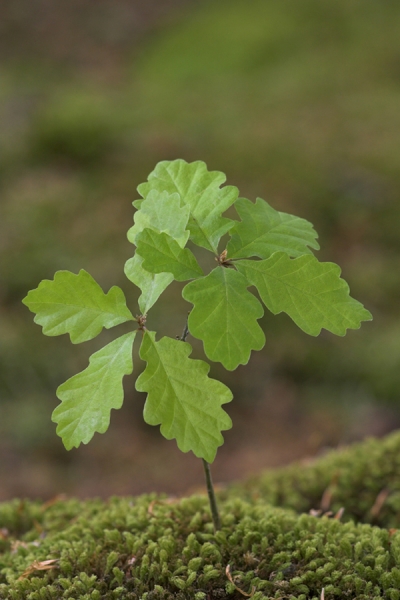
[22,270,134,343]
[136,331,232,463]
[53,332,136,449]
[236,253,372,336]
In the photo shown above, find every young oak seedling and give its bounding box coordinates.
[23,159,372,530]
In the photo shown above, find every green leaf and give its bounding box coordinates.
[53,332,136,449]
[137,159,239,253]
[236,253,373,336]
[124,254,173,314]
[227,197,320,259]
[136,331,232,463]
[22,270,134,343]
[127,190,190,248]
[135,229,203,281]
[125,190,185,311]
[182,267,265,370]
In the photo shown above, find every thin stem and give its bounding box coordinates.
[202,459,221,532]
[177,314,221,532]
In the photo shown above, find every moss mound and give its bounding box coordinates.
[231,430,400,529]
[1,432,400,599]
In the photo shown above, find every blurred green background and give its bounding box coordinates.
[1,0,400,501]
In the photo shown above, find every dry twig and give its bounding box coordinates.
[370,488,390,519]
[225,564,255,597]
[18,558,58,580]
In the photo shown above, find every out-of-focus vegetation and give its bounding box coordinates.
[1,0,400,499]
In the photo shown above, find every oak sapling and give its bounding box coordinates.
[23,159,372,531]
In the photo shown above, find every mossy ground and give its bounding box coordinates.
[1,433,400,599]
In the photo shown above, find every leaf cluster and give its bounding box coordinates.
[23,159,372,462]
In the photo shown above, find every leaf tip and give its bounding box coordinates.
[62,439,76,451]
[363,308,373,322]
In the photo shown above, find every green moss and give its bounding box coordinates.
[0,494,398,599]
[231,430,400,529]
[1,433,400,598]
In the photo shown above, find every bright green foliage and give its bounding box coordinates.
[124,254,173,314]
[127,189,190,248]
[53,332,136,449]
[227,197,320,259]
[136,331,232,462]
[137,159,239,253]
[22,269,134,343]
[236,253,372,336]
[125,189,191,312]
[23,158,371,462]
[183,268,265,370]
[135,229,203,281]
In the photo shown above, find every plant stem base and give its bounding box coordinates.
[202,458,221,532]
